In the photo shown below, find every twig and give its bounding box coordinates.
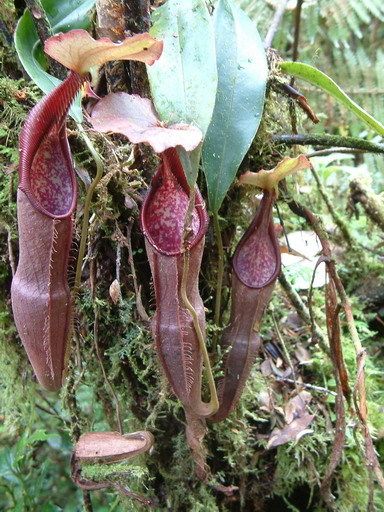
[264,0,289,49]
[320,279,348,508]
[291,0,304,63]
[64,371,83,441]
[271,311,298,389]
[272,81,319,124]
[25,0,51,42]
[96,0,128,93]
[307,148,366,157]
[287,198,384,492]
[310,166,361,252]
[126,221,150,323]
[83,490,93,512]
[273,133,384,154]
[320,384,345,508]
[288,0,304,133]
[275,202,291,251]
[64,129,105,446]
[35,403,60,418]
[278,270,328,353]
[276,377,337,396]
[349,180,384,233]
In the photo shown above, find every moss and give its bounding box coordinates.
[80,460,149,484]
[0,307,35,436]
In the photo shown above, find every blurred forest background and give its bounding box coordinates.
[1,0,384,510]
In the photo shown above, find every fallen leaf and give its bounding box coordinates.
[258,390,275,413]
[295,344,312,365]
[44,29,163,75]
[284,390,312,424]
[90,93,202,153]
[109,279,121,305]
[267,412,314,449]
[260,359,273,376]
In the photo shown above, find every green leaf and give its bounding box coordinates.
[14,12,60,95]
[202,0,268,213]
[42,0,96,32]
[14,0,96,122]
[147,0,217,184]
[280,61,384,137]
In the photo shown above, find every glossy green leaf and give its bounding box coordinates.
[147,0,217,185]
[202,0,268,213]
[280,61,384,137]
[42,0,95,32]
[14,0,95,122]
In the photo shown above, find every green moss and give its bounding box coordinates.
[0,307,35,437]
[81,460,149,484]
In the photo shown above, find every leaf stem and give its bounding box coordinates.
[74,126,104,296]
[180,251,219,416]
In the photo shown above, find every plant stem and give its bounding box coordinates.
[213,213,224,330]
[264,0,289,48]
[272,311,298,388]
[306,147,366,157]
[276,377,337,396]
[83,491,93,512]
[73,126,104,296]
[310,166,359,251]
[287,197,384,491]
[273,133,384,153]
[291,0,304,63]
[349,179,384,232]
[278,270,328,353]
[181,251,219,416]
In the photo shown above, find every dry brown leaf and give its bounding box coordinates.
[109,279,121,305]
[267,412,314,449]
[284,390,312,424]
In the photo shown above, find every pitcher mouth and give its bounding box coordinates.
[18,71,83,219]
[20,127,77,219]
[232,191,281,289]
[140,148,209,256]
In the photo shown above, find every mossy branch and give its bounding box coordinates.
[349,179,384,232]
[310,166,362,254]
[273,133,384,154]
[278,270,328,353]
